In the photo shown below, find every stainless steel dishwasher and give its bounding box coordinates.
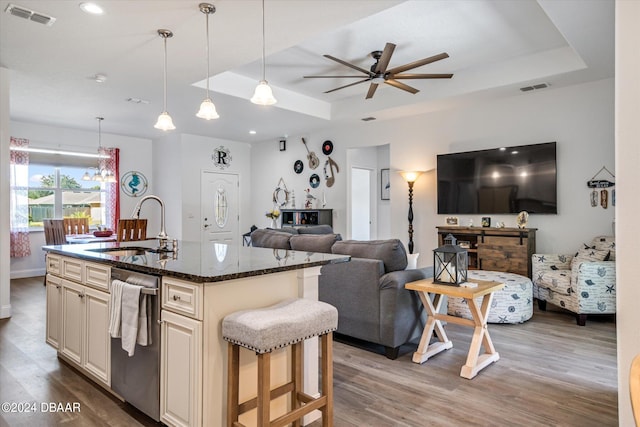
[110,267,161,422]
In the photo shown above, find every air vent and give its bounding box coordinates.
[126,97,150,105]
[361,117,377,122]
[520,82,550,92]
[5,3,56,26]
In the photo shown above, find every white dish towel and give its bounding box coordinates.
[120,282,142,356]
[108,279,125,338]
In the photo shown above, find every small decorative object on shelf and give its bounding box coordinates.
[445,216,459,226]
[265,206,280,228]
[516,211,529,228]
[481,217,491,227]
[433,234,468,286]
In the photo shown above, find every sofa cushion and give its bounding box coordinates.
[289,234,339,253]
[571,247,610,270]
[250,229,292,249]
[591,236,616,261]
[332,239,408,273]
[297,225,334,235]
[271,227,298,234]
[534,270,571,296]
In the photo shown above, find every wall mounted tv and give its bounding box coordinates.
[437,142,557,214]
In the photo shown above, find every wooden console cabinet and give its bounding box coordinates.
[436,226,537,277]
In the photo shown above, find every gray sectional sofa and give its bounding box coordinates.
[250,228,433,359]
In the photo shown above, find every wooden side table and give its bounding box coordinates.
[405,279,504,379]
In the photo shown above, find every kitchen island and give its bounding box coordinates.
[43,239,349,427]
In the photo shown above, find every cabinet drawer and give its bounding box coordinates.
[84,262,111,292]
[61,258,84,282]
[162,278,203,320]
[46,254,61,275]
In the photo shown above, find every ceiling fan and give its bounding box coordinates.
[304,42,453,99]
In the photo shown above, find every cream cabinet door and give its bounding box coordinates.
[83,287,111,386]
[45,274,62,350]
[160,310,202,427]
[60,279,85,365]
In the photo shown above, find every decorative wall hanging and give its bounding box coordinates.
[323,157,339,187]
[587,166,615,209]
[272,177,289,207]
[381,168,390,200]
[301,137,319,169]
[294,160,304,174]
[322,140,333,155]
[212,145,232,169]
[309,173,320,188]
[121,171,148,197]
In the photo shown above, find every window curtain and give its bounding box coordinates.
[100,147,120,231]
[10,137,31,257]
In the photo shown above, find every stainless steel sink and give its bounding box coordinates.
[87,247,149,257]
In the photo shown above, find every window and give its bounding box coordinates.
[10,141,120,236]
[28,164,107,228]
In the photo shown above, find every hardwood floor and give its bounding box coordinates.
[1,277,617,426]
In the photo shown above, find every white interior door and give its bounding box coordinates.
[351,167,371,240]
[201,172,239,244]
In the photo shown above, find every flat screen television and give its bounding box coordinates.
[437,142,557,214]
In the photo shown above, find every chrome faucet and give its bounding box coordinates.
[131,194,173,251]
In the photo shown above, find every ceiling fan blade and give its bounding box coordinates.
[324,78,371,94]
[365,83,379,99]
[391,73,453,79]
[303,75,370,78]
[374,42,396,73]
[323,54,371,75]
[385,79,419,94]
[387,52,449,75]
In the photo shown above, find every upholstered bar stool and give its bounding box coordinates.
[222,298,338,427]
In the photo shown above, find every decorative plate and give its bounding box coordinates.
[322,140,333,155]
[121,171,148,197]
[93,230,113,237]
[309,173,320,188]
[294,160,304,174]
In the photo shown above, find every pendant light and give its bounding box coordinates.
[196,3,219,120]
[250,0,277,105]
[94,117,106,182]
[154,29,176,130]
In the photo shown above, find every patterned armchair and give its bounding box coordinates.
[532,236,615,326]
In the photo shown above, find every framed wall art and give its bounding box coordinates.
[381,168,390,200]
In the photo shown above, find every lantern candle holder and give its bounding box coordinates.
[433,234,469,286]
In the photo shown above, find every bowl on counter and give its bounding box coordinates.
[93,230,113,237]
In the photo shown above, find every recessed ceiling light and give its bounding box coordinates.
[249,130,257,135]
[94,73,106,83]
[79,2,103,15]
[511,150,519,155]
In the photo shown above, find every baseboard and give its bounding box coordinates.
[10,268,45,279]
[0,304,11,319]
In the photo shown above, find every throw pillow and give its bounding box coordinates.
[289,234,339,253]
[571,247,610,270]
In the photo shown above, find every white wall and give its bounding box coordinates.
[1,67,11,318]
[250,78,614,267]
[8,121,154,278]
[377,144,391,239]
[616,1,640,425]
[178,134,252,242]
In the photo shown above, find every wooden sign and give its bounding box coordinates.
[587,179,615,188]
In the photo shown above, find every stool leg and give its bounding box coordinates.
[291,342,303,427]
[227,344,240,427]
[322,332,334,427]
[257,352,271,427]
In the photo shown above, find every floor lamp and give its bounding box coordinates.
[400,171,424,254]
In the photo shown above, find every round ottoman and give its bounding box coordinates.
[447,270,533,323]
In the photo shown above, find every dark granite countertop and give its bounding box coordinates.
[42,239,349,283]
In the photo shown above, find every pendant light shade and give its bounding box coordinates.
[155,29,176,130]
[251,0,277,106]
[251,80,277,105]
[196,3,220,120]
